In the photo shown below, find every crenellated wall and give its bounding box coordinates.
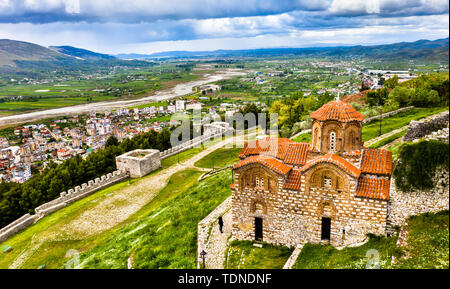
[0,170,129,243]
[159,128,233,159]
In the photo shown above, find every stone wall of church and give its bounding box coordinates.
[232,170,388,248]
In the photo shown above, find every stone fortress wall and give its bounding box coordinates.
[0,123,234,243]
[0,169,128,242]
[403,111,449,142]
[387,168,449,228]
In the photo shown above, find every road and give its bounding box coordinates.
[0,69,244,127]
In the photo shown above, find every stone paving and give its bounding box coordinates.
[283,244,303,269]
[202,208,233,269]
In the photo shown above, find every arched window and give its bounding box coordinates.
[324,177,332,188]
[330,131,336,151]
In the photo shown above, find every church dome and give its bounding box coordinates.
[310,100,364,123]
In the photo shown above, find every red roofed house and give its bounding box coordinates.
[231,100,392,247]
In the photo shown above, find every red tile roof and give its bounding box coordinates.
[355,176,390,200]
[360,149,393,175]
[300,153,361,178]
[239,137,293,160]
[233,155,292,175]
[310,100,364,123]
[283,142,312,166]
[283,169,302,190]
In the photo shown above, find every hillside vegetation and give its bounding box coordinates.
[293,211,449,269]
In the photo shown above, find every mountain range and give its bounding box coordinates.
[116,38,449,61]
[0,37,448,72]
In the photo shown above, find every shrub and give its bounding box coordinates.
[393,140,449,191]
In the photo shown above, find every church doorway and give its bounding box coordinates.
[321,217,331,241]
[255,217,263,241]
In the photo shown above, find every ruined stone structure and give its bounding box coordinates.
[116,149,161,178]
[231,100,393,247]
[403,111,449,142]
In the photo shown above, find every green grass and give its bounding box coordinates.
[293,235,401,269]
[393,211,449,269]
[362,107,447,142]
[194,148,241,169]
[224,240,293,269]
[0,168,217,269]
[386,141,403,160]
[161,147,203,168]
[292,210,449,269]
[78,169,232,268]
[292,132,311,143]
[0,179,136,269]
[368,129,407,148]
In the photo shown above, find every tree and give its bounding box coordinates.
[388,86,414,108]
[384,75,399,89]
[105,136,119,147]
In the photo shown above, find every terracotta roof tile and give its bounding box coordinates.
[239,137,293,159]
[283,142,312,166]
[233,155,292,175]
[283,169,302,190]
[355,176,390,200]
[310,100,364,123]
[300,153,361,178]
[360,149,393,175]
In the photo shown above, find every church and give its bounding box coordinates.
[231,100,393,247]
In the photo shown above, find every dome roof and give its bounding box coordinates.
[310,100,364,122]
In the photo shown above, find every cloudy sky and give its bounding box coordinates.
[0,0,448,54]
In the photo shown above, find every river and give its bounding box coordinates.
[0,69,244,127]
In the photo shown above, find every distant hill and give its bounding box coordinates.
[49,46,116,60]
[116,38,449,61]
[0,39,155,81]
[0,39,69,66]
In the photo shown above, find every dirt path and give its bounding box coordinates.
[9,132,254,268]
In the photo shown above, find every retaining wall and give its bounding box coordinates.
[197,196,232,268]
[387,169,449,228]
[403,111,449,142]
[363,106,414,123]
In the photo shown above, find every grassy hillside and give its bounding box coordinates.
[0,39,67,66]
[79,169,232,269]
[0,168,232,269]
[49,46,115,60]
[224,240,293,269]
[292,210,449,269]
[194,148,241,169]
